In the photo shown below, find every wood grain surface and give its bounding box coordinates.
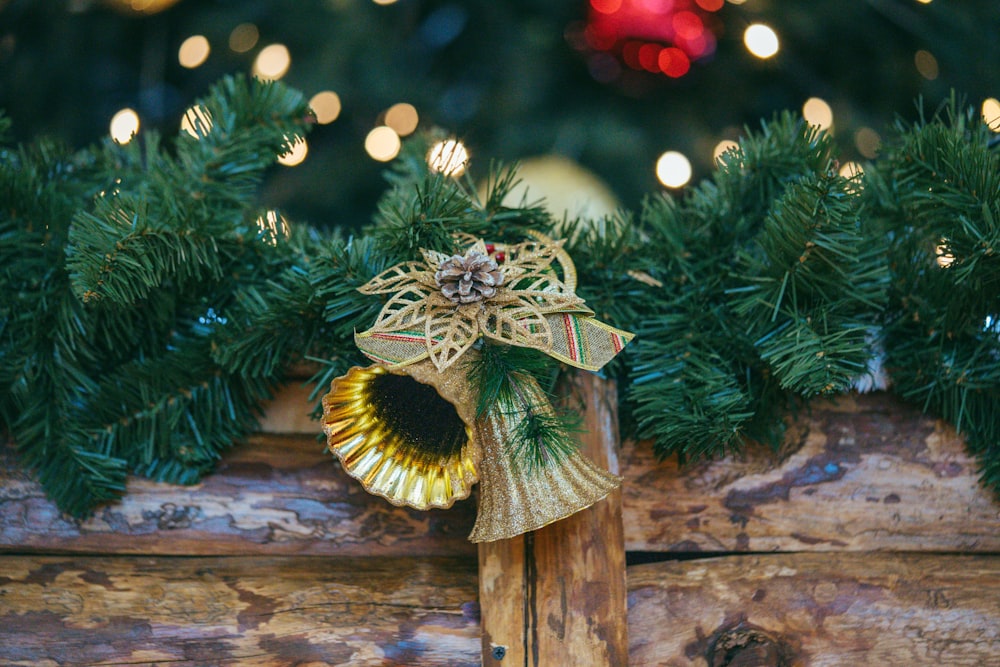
[0,434,476,557]
[479,374,628,667]
[623,391,1000,553]
[4,391,998,558]
[0,555,481,667]
[628,552,1000,666]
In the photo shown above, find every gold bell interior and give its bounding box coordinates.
[321,359,480,510]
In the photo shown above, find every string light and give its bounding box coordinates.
[936,240,955,268]
[983,98,1000,132]
[109,108,140,144]
[655,151,692,188]
[277,137,308,166]
[178,35,210,69]
[365,126,401,162]
[229,23,259,53]
[385,103,419,136]
[839,161,864,179]
[180,105,213,139]
[309,91,342,124]
[256,210,290,246]
[253,43,291,80]
[802,97,833,130]
[744,24,779,59]
[712,139,739,163]
[427,139,469,176]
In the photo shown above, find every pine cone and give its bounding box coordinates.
[435,250,504,304]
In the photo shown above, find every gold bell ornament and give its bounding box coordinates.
[320,234,633,542]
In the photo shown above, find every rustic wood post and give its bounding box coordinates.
[478,374,628,666]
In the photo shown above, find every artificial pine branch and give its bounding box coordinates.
[627,113,887,461]
[6,74,1000,515]
[868,94,1000,493]
[1,74,314,516]
[467,342,579,469]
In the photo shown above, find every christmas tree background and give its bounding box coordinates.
[2,0,1000,518]
[3,0,998,226]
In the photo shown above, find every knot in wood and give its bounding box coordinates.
[707,623,792,667]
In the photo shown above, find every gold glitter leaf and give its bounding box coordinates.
[427,300,480,371]
[359,262,435,295]
[479,295,552,350]
[370,286,431,331]
[421,248,453,269]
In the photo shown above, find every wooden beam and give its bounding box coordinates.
[623,391,1000,553]
[478,374,628,666]
[0,555,481,667]
[3,391,998,558]
[0,434,476,557]
[628,552,1000,666]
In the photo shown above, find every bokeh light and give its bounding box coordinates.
[110,0,182,14]
[427,139,469,176]
[365,126,401,162]
[839,161,864,179]
[658,47,691,78]
[854,127,881,159]
[256,210,290,246]
[914,50,939,80]
[253,43,291,80]
[180,105,213,139]
[982,98,1000,131]
[278,137,308,166]
[744,24,779,59]
[936,240,955,268]
[229,23,259,53]
[802,97,833,130]
[655,151,692,188]
[712,139,739,163]
[109,108,140,144]
[178,35,210,69]
[385,103,419,136]
[309,91,342,125]
[372,0,398,5]
[591,0,623,14]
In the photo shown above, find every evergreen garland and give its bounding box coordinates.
[2,77,999,517]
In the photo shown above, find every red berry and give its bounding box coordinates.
[494,251,505,262]
[485,243,495,254]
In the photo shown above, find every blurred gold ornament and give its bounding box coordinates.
[321,359,479,510]
[478,155,620,238]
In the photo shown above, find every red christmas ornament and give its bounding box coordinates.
[582,0,723,79]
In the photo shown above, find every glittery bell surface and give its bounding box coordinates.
[321,359,480,510]
[468,374,622,543]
